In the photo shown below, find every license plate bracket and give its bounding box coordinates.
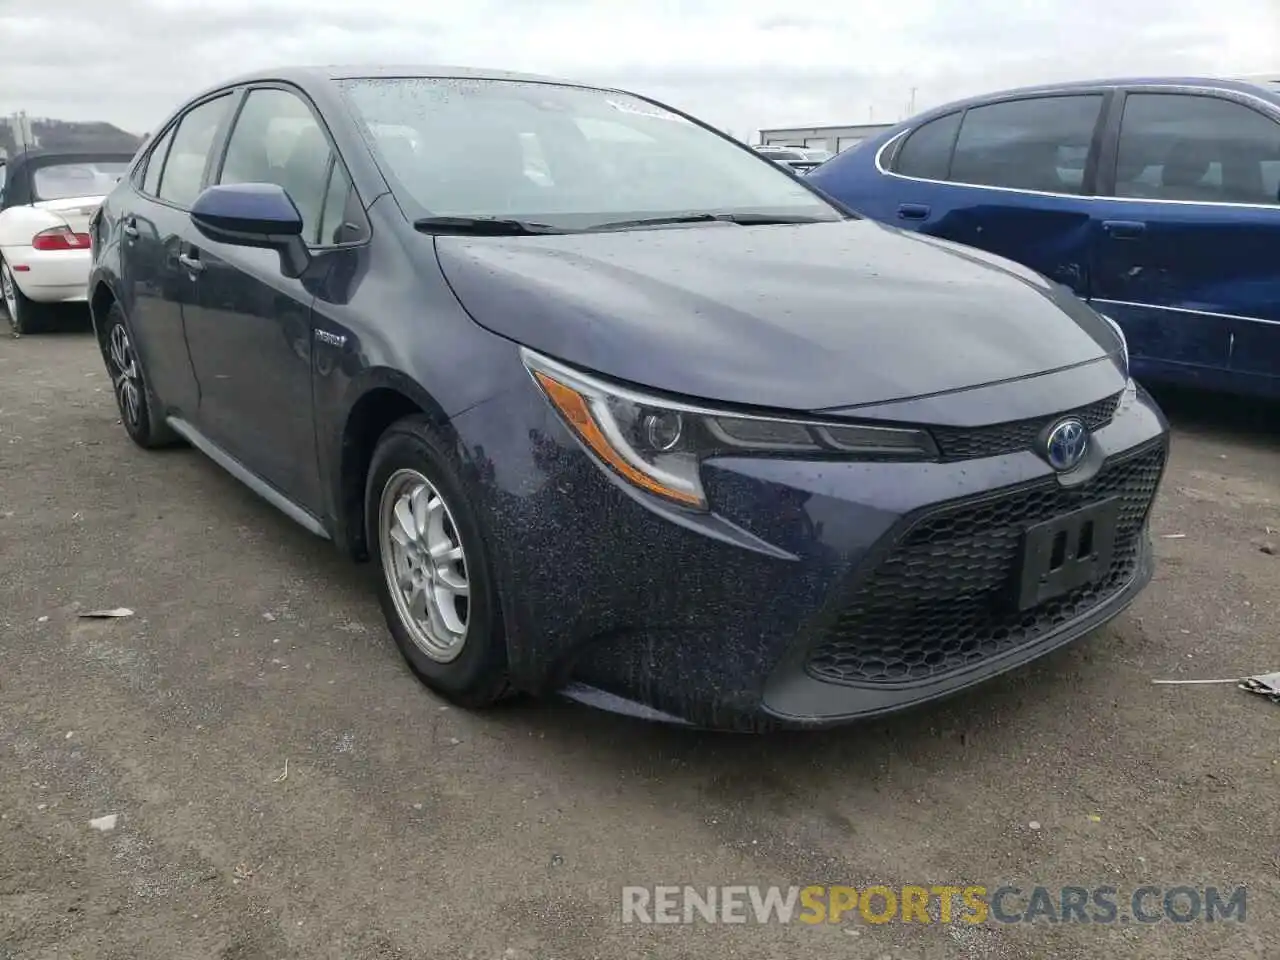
[1016,497,1120,611]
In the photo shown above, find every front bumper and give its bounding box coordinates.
[453,374,1169,731]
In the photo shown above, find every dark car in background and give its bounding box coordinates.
[809,77,1280,400]
[86,66,1167,731]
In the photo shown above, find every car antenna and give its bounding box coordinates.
[16,110,30,155]
[11,111,33,207]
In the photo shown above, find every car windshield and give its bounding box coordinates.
[31,160,129,201]
[337,77,843,229]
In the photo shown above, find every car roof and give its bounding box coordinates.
[198,63,609,95]
[1,148,137,209]
[157,65,634,140]
[907,75,1280,122]
[5,148,135,164]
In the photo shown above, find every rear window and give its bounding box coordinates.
[895,111,963,180]
[31,161,129,201]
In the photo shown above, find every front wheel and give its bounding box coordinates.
[365,416,510,707]
[1,257,48,336]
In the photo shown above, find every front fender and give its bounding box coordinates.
[316,338,526,560]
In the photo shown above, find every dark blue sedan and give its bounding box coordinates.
[810,76,1280,400]
[86,66,1169,731]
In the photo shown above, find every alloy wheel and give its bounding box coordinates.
[1,262,17,324]
[107,322,143,429]
[378,468,471,662]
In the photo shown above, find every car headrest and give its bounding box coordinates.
[1115,150,1152,184]
[449,125,526,180]
[221,138,272,185]
[1161,138,1214,188]
[379,135,418,168]
[284,127,329,174]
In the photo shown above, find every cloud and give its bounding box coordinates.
[0,0,1276,139]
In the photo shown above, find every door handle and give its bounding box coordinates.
[122,219,139,239]
[1102,220,1146,240]
[897,203,931,221]
[177,253,205,275]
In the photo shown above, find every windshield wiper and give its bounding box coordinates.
[413,212,841,236]
[412,216,567,236]
[721,213,839,225]
[584,213,838,232]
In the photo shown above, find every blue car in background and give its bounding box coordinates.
[810,77,1280,399]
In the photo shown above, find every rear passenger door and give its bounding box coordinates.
[1090,89,1280,392]
[906,94,1108,297]
[119,92,236,419]
[831,110,964,224]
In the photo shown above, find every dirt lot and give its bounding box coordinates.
[1,319,1278,960]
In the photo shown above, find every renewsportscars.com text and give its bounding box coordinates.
[620,884,1247,925]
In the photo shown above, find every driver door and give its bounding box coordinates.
[181,85,339,513]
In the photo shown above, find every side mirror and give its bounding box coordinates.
[190,182,310,279]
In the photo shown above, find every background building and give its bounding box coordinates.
[758,122,896,155]
[0,111,140,157]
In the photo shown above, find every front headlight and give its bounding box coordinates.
[1098,312,1129,378]
[522,348,938,511]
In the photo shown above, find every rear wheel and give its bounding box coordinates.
[365,416,510,707]
[101,301,180,449]
[1,257,48,336]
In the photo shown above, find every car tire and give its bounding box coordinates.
[1,256,48,336]
[101,301,181,449]
[365,415,510,708]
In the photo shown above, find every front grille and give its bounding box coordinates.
[806,441,1166,687]
[931,393,1122,462]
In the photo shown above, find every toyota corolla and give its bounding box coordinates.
[86,66,1169,731]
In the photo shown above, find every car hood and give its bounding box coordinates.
[433,218,1119,412]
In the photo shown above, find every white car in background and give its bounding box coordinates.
[0,150,133,334]
[752,144,832,174]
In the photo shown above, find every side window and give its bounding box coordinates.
[219,88,333,244]
[158,94,234,208]
[316,160,367,245]
[141,125,176,197]
[948,95,1104,194]
[1263,161,1280,200]
[1114,93,1280,205]
[894,111,962,180]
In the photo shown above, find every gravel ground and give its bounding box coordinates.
[1,318,1278,960]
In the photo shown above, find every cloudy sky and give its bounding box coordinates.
[1,0,1276,139]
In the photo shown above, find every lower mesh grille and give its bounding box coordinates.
[806,441,1167,687]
